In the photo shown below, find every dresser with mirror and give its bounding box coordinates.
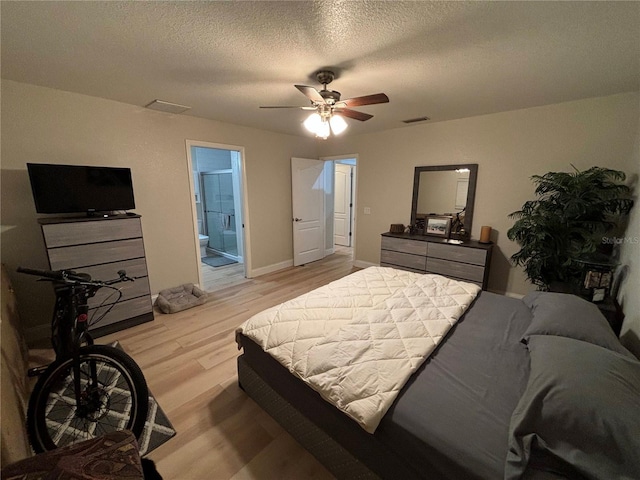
[380,164,493,289]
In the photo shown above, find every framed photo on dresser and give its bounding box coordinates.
[425,215,452,237]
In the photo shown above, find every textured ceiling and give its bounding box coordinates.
[2,1,639,138]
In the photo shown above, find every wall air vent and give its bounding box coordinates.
[402,116,431,124]
[145,99,191,114]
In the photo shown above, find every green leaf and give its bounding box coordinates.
[507,165,634,288]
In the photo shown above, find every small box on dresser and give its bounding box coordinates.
[38,214,154,337]
[380,232,493,289]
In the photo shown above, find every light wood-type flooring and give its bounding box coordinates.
[101,247,355,479]
[200,260,247,293]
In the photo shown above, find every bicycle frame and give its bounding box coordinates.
[20,267,130,383]
[49,280,113,419]
[19,266,149,451]
[53,282,100,411]
[52,283,95,357]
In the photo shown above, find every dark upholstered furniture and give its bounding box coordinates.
[1,430,145,480]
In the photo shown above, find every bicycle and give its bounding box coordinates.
[17,266,149,453]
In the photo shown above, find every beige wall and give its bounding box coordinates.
[1,80,318,337]
[618,116,640,357]
[3,80,638,344]
[321,92,640,297]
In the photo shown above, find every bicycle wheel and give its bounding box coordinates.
[27,345,149,453]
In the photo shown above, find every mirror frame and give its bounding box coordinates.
[410,164,478,238]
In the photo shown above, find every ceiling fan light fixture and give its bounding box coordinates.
[303,112,322,133]
[316,118,330,139]
[329,114,348,135]
[303,112,332,139]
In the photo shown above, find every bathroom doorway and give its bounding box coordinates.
[186,141,247,291]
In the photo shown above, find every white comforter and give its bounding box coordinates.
[237,266,480,433]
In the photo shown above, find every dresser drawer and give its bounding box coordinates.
[380,263,426,274]
[427,243,487,266]
[88,296,153,330]
[89,277,151,308]
[42,218,142,247]
[381,236,428,256]
[40,215,153,336]
[381,233,492,290]
[77,258,150,307]
[426,257,485,283]
[381,250,426,271]
[47,238,146,270]
[76,257,148,282]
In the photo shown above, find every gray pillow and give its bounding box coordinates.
[522,291,633,358]
[505,335,640,480]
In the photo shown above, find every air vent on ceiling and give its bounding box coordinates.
[145,99,191,114]
[402,116,430,124]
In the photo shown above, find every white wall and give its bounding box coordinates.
[321,92,640,298]
[1,80,318,338]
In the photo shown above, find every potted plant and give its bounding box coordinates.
[507,165,634,290]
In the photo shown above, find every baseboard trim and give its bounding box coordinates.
[249,259,294,278]
[249,257,379,278]
[90,312,155,338]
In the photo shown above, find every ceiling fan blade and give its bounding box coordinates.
[337,93,389,108]
[334,108,373,121]
[295,85,326,104]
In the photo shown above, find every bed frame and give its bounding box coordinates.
[237,333,452,480]
[238,356,378,479]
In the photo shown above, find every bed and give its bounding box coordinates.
[235,266,640,480]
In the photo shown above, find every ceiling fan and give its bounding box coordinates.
[260,70,389,138]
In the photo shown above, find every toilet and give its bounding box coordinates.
[198,234,209,258]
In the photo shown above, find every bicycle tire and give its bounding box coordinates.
[27,345,149,453]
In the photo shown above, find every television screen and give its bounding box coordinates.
[27,163,136,214]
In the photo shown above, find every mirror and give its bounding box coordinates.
[410,164,478,239]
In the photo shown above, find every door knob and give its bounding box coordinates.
[293,218,302,222]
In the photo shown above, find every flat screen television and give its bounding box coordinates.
[27,163,136,215]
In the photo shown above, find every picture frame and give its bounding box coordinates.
[425,215,452,237]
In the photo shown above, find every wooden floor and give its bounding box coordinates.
[200,261,248,293]
[100,247,355,479]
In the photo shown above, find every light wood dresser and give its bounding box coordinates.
[380,232,493,289]
[38,214,154,336]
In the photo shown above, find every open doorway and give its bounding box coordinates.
[290,155,357,266]
[325,155,357,260]
[186,140,248,291]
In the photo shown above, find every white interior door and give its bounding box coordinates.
[292,157,325,266]
[334,163,353,247]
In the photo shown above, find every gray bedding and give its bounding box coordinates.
[376,292,531,478]
[239,290,532,479]
[376,291,532,479]
[238,287,640,479]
